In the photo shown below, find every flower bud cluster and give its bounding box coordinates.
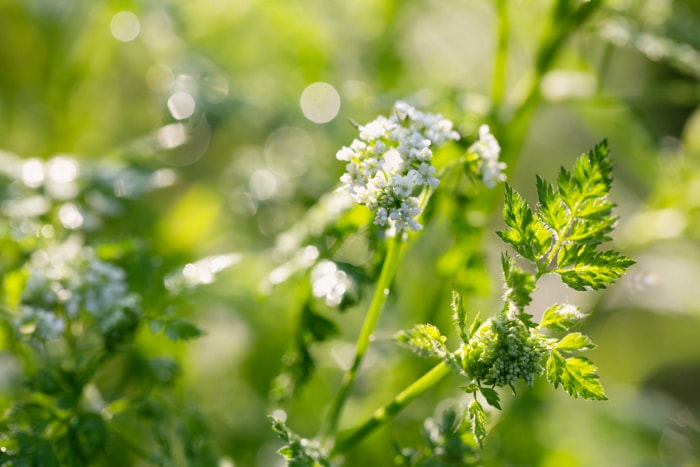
[336,101,459,233]
[468,125,506,188]
[18,238,140,343]
[461,313,546,388]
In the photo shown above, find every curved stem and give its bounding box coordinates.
[331,361,452,456]
[322,235,406,440]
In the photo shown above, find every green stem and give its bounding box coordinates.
[322,235,406,440]
[491,0,509,109]
[331,361,452,456]
[499,0,603,173]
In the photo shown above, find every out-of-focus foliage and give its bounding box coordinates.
[1,0,700,465]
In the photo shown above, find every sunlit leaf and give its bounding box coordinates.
[556,246,635,291]
[497,185,538,261]
[468,400,488,448]
[396,324,448,359]
[540,303,586,332]
[554,332,595,352]
[546,350,606,400]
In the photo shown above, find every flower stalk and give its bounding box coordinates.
[322,234,406,440]
[330,361,452,457]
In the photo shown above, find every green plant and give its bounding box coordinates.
[0,154,227,465]
[269,108,633,465]
[3,0,699,465]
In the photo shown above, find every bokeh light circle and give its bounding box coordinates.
[167,92,196,120]
[110,11,140,42]
[300,82,341,124]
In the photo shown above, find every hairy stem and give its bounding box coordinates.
[322,235,406,440]
[331,361,452,456]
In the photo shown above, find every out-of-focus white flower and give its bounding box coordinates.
[20,307,66,340]
[336,101,459,233]
[311,260,354,307]
[468,125,507,188]
[18,238,141,340]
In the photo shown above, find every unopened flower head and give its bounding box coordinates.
[468,125,506,188]
[336,101,459,233]
[460,314,547,388]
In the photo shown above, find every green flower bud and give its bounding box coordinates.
[461,314,547,388]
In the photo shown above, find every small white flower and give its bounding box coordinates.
[360,157,382,178]
[359,116,395,141]
[469,125,506,188]
[411,146,433,162]
[350,138,367,153]
[482,159,508,188]
[391,175,413,199]
[476,125,501,161]
[416,163,439,188]
[374,207,388,226]
[336,146,355,162]
[402,197,422,218]
[393,101,417,121]
[382,149,404,175]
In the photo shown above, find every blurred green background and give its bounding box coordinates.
[1,0,700,465]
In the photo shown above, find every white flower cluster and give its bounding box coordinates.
[18,238,140,342]
[336,101,459,233]
[468,125,506,188]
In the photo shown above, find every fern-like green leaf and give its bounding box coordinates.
[479,387,501,410]
[554,332,595,352]
[499,185,554,266]
[555,246,635,291]
[396,324,448,359]
[539,304,586,332]
[546,350,607,400]
[451,288,469,343]
[270,416,330,467]
[497,185,538,261]
[468,400,488,448]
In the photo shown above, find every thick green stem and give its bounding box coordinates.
[322,235,405,440]
[331,361,452,456]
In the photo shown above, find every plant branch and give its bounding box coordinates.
[322,235,406,440]
[491,0,509,109]
[499,0,604,174]
[331,361,452,456]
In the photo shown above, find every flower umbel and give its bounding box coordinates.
[337,101,459,233]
